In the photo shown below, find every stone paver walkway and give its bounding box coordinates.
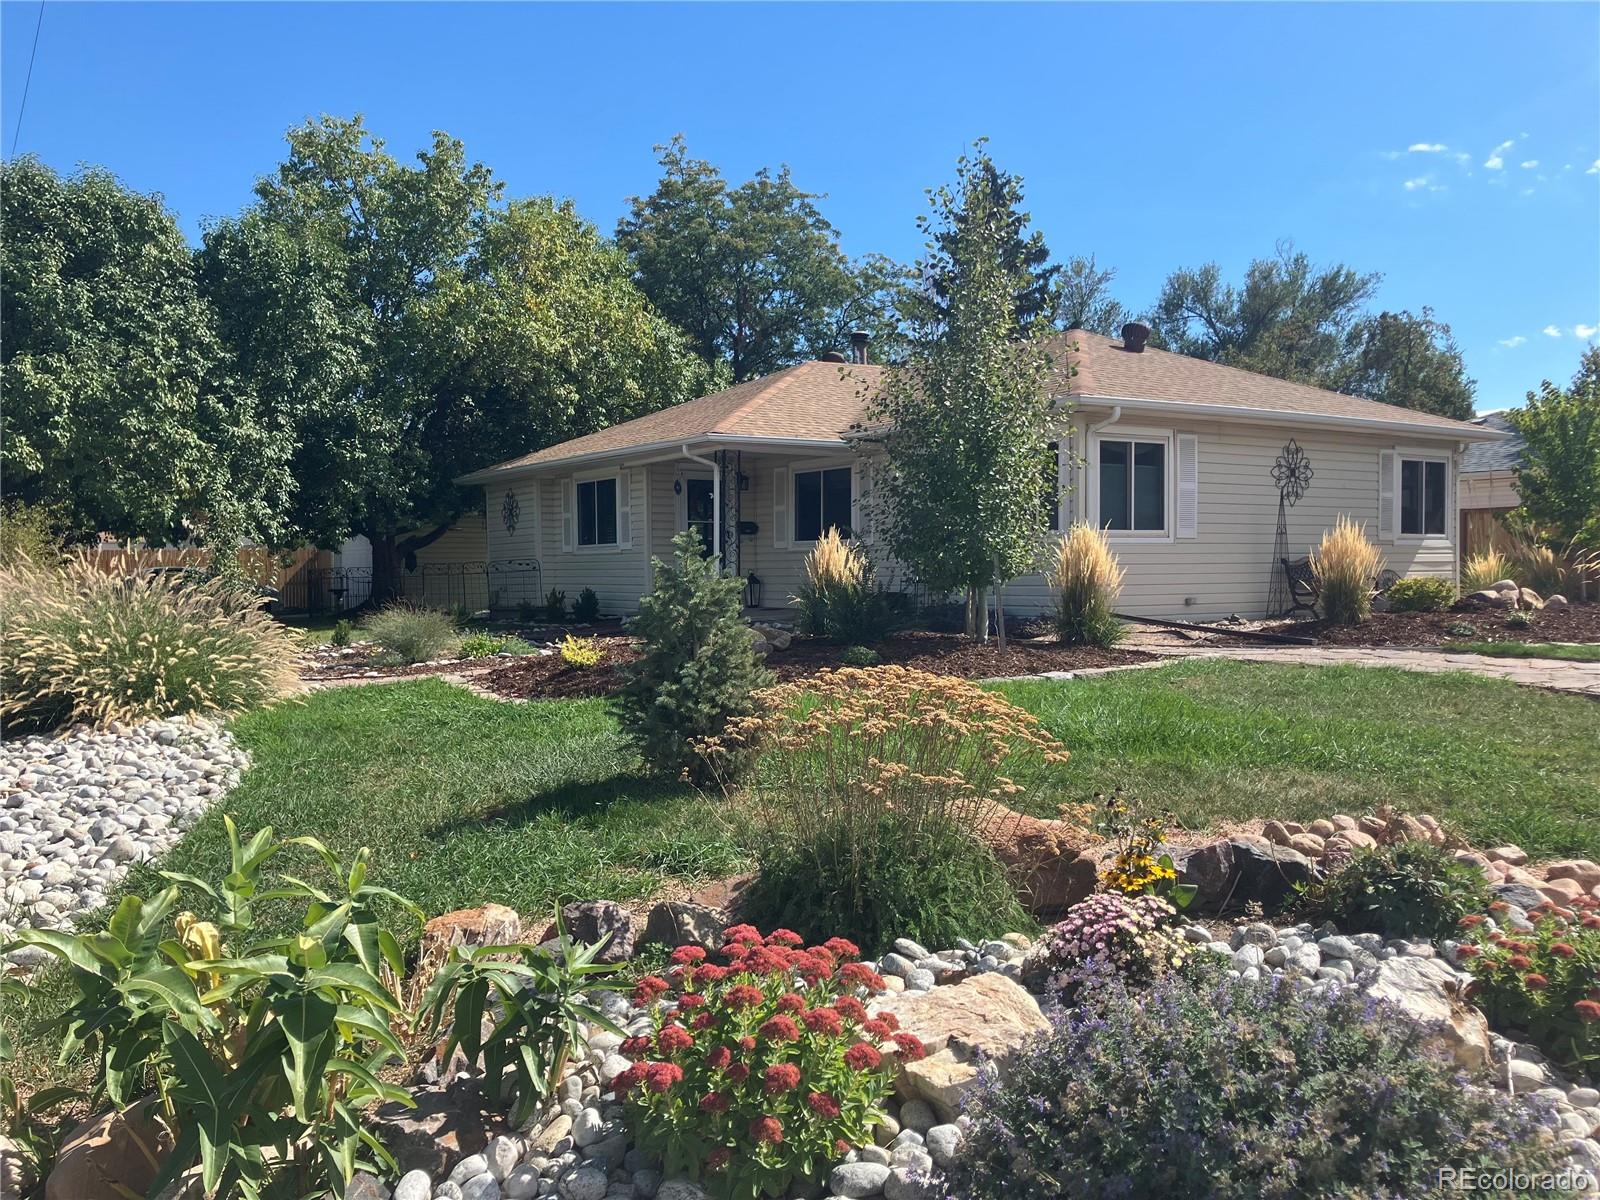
[1144,644,1600,697]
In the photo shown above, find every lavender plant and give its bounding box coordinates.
[942,961,1564,1200]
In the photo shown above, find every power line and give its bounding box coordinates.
[9,0,45,159]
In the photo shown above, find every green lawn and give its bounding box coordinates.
[995,658,1600,859]
[117,678,749,942]
[126,658,1600,939]
[1442,640,1600,662]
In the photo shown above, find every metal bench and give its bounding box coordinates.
[1280,556,1320,617]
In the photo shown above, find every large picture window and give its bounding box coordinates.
[794,466,852,542]
[576,477,618,546]
[1399,457,1447,537]
[1097,438,1167,533]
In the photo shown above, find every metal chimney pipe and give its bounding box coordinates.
[849,330,870,364]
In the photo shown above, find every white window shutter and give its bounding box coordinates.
[560,478,575,552]
[773,467,790,549]
[1377,450,1397,541]
[1175,434,1199,539]
[618,471,634,550]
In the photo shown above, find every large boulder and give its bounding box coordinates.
[1462,589,1514,610]
[971,804,1097,917]
[370,1078,500,1178]
[560,899,636,963]
[874,973,1050,1121]
[420,903,522,960]
[46,1100,174,1200]
[1364,955,1491,1070]
[641,900,724,951]
[1169,837,1321,914]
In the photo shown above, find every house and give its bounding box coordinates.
[457,326,1507,621]
[1457,411,1525,561]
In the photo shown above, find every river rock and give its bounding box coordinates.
[1365,955,1491,1069]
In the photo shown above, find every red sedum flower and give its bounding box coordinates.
[644,1062,684,1093]
[844,1042,882,1071]
[699,1091,732,1113]
[892,1032,926,1061]
[759,1015,801,1042]
[633,975,670,1004]
[724,984,763,1010]
[764,1063,802,1094]
[1575,999,1600,1023]
[671,945,708,965]
[803,1007,844,1036]
[657,1024,695,1054]
[807,1091,841,1118]
[749,1116,784,1144]
[705,1148,732,1172]
[1524,973,1550,991]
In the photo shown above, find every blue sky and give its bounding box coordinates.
[3,1,1596,411]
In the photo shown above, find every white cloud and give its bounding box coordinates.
[1403,176,1430,191]
[1484,138,1516,170]
[1588,159,1600,175]
[1520,160,1539,169]
[1408,143,1447,153]
[1577,324,1598,339]
[1543,325,1563,338]
[1498,336,1527,348]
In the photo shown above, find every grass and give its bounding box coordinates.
[273,612,348,646]
[117,678,750,941]
[995,658,1600,861]
[1442,640,1600,662]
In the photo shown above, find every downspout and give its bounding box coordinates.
[1076,406,1121,526]
[680,443,720,567]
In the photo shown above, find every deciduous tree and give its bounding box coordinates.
[1150,242,1379,387]
[1,157,290,549]
[867,147,1062,645]
[616,135,888,380]
[1341,307,1475,420]
[1510,346,1600,551]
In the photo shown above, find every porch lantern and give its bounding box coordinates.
[745,572,763,609]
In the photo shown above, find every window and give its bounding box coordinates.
[1400,457,1447,537]
[794,466,852,542]
[1044,442,1061,531]
[1097,438,1167,533]
[576,477,618,546]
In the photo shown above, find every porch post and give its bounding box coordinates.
[712,451,722,570]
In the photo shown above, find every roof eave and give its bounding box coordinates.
[1066,391,1511,441]
[455,432,852,485]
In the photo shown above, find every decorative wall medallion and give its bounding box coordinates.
[1271,439,1315,506]
[501,489,520,535]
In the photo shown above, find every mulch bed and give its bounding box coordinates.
[1256,601,1600,648]
[765,631,1152,683]
[477,631,1154,701]
[479,639,643,699]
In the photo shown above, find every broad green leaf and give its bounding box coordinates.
[161,1024,234,1195]
[272,990,337,1123]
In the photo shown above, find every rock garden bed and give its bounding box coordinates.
[375,891,1600,1200]
[0,717,248,964]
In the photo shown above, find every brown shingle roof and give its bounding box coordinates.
[1054,329,1490,434]
[459,360,882,480]
[462,332,1499,480]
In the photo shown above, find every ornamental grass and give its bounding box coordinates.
[1461,547,1514,593]
[1049,523,1125,647]
[694,666,1067,951]
[0,553,300,731]
[1310,516,1383,625]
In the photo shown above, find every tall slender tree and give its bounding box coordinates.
[1340,307,1476,420]
[868,146,1062,645]
[1509,346,1600,552]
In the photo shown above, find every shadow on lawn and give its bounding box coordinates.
[426,770,696,839]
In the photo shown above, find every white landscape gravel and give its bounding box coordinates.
[0,716,248,964]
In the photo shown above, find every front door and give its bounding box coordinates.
[684,477,715,558]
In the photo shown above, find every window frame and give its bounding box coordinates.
[1088,428,1174,542]
[1395,452,1451,542]
[791,461,855,546]
[573,470,621,551]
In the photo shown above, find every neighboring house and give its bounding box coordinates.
[457,327,1506,621]
[1457,411,1525,561]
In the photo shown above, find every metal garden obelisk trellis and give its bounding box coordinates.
[1266,439,1315,616]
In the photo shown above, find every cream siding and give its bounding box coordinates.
[999,415,1460,620]
[481,418,1463,621]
